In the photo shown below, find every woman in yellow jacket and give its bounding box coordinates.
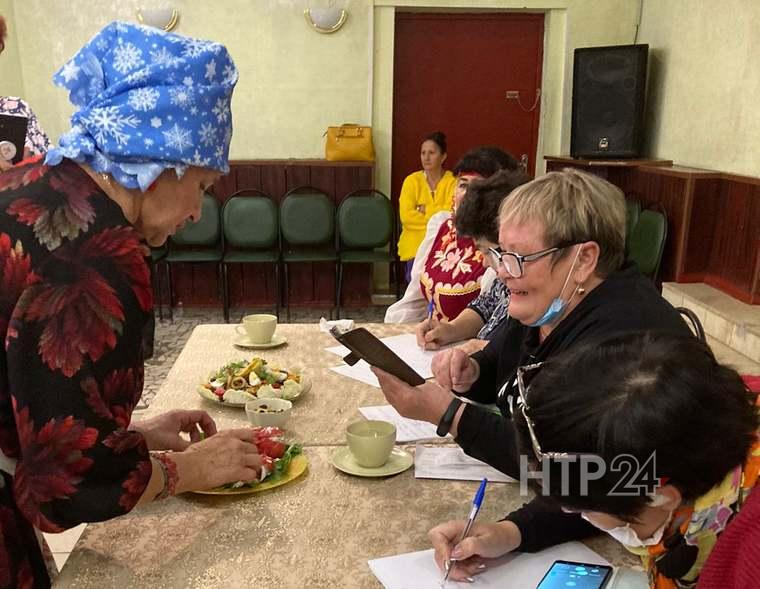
[397,131,456,281]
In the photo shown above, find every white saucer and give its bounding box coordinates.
[234,334,288,349]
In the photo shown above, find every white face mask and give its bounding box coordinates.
[581,495,673,548]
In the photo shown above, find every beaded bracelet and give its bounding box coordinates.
[152,452,178,500]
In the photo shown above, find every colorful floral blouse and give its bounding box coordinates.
[419,216,487,322]
[0,97,51,156]
[630,439,760,588]
[0,158,152,589]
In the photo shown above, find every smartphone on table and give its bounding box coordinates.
[536,560,613,589]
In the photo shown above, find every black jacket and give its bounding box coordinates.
[453,263,692,551]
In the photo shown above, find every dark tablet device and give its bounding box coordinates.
[535,560,613,589]
[329,326,426,386]
[0,114,28,164]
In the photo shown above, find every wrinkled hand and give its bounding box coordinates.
[133,409,217,451]
[178,428,263,492]
[415,316,457,350]
[455,338,489,356]
[431,348,479,393]
[371,367,452,425]
[429,520,522,582]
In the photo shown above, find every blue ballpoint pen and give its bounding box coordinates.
[441,478,488,586]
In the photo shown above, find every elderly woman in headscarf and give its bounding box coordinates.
[0,22,261,588]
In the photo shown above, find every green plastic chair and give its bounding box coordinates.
[627,208,667,282]
[625,198,641,254]
[279,187,337,319]
[165,193,223,319]
[336,189,396,317]
[221,190,280,322]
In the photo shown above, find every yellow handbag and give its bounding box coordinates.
[325,124,375,161]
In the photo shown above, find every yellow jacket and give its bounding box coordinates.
[397,170,456,261]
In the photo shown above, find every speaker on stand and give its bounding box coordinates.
[571,44,649,159]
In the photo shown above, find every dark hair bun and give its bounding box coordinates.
[424,131,447,154]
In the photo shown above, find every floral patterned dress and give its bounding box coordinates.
[0,158,153,589]
[419,217,486,321]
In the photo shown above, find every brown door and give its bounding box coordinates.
[392,12,544,202]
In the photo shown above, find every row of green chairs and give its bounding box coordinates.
[152,186,399,322]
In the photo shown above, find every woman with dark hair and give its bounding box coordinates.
[386,146,519,323]
[428,332,759,587]
[0,22,262,588]
[415,167,530,353]
[0,15,50,171]
[396,131,456,282]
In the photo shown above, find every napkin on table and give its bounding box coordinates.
[319,317,355,334]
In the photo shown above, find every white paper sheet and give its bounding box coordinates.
[330,363,380,388]
[358,405,446,442]
[414,445,517,483]
[326,333,440,379]
[368,542,612,589]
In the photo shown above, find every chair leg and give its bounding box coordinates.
[222,262,230,323]
[336,261,343,319]
[274,262,280,320]
[167,262,174,322]
[284,263,290,322]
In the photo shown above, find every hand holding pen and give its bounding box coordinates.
[441,479,487,586]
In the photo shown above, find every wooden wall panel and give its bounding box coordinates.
[544,157,759,304]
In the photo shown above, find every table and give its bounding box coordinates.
[54,324,639,588]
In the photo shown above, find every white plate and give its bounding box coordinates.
[331,447,413,478]
[233,334,288,349]
[197,374,311,407]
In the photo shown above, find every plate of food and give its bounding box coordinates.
[193,427,307,495]
[197,357,311,407]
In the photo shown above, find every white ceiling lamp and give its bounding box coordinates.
[304,5,348,34]
[136,7,180,32]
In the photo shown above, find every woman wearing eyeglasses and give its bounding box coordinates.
[428,332,760,587]
[374,168,690,472]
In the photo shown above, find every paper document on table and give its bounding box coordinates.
[326,333,439,379]
[414,445,516,483]
[330,363,380,388]
[369,542,612,589]
[359,405,447,441]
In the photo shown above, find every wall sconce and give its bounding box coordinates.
[136,8,180,32]
[304,7,348,34]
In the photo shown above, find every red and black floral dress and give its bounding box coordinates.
[419,217,487,322]
[0,158,153,589]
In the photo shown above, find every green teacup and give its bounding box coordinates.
[346,420,396,468]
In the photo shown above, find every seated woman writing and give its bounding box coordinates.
[385,146,519,324]
[374,168,691,476]
[428,331,760,588]
[415,168,529,354]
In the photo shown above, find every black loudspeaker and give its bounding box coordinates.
[571,44,648,159]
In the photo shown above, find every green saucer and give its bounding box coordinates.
[331,447,413,478]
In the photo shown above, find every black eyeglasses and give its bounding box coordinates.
[516,362,569,462]
[488,242,578,278]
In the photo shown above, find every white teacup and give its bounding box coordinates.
[346,420,396,468]
[236,313,277,344]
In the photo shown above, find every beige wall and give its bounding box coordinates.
[638,0,760,177]
[5,0,640,190]
[0,0,25,98]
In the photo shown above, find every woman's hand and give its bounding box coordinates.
[173,428,263,493]
[415,317,458,350]
[132,409,217,451]
[431,348,480,393]
[429,520,522,582]
[371,367,453,425]
[455,339,489,356]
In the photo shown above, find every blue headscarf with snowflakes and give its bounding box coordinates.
[45,21,238,192]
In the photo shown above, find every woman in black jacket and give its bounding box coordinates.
[372,168,692,564]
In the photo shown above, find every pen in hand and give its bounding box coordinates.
[422,299,435,350]
[441,478,488,586]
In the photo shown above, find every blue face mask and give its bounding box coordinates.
[528,246,582,327]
